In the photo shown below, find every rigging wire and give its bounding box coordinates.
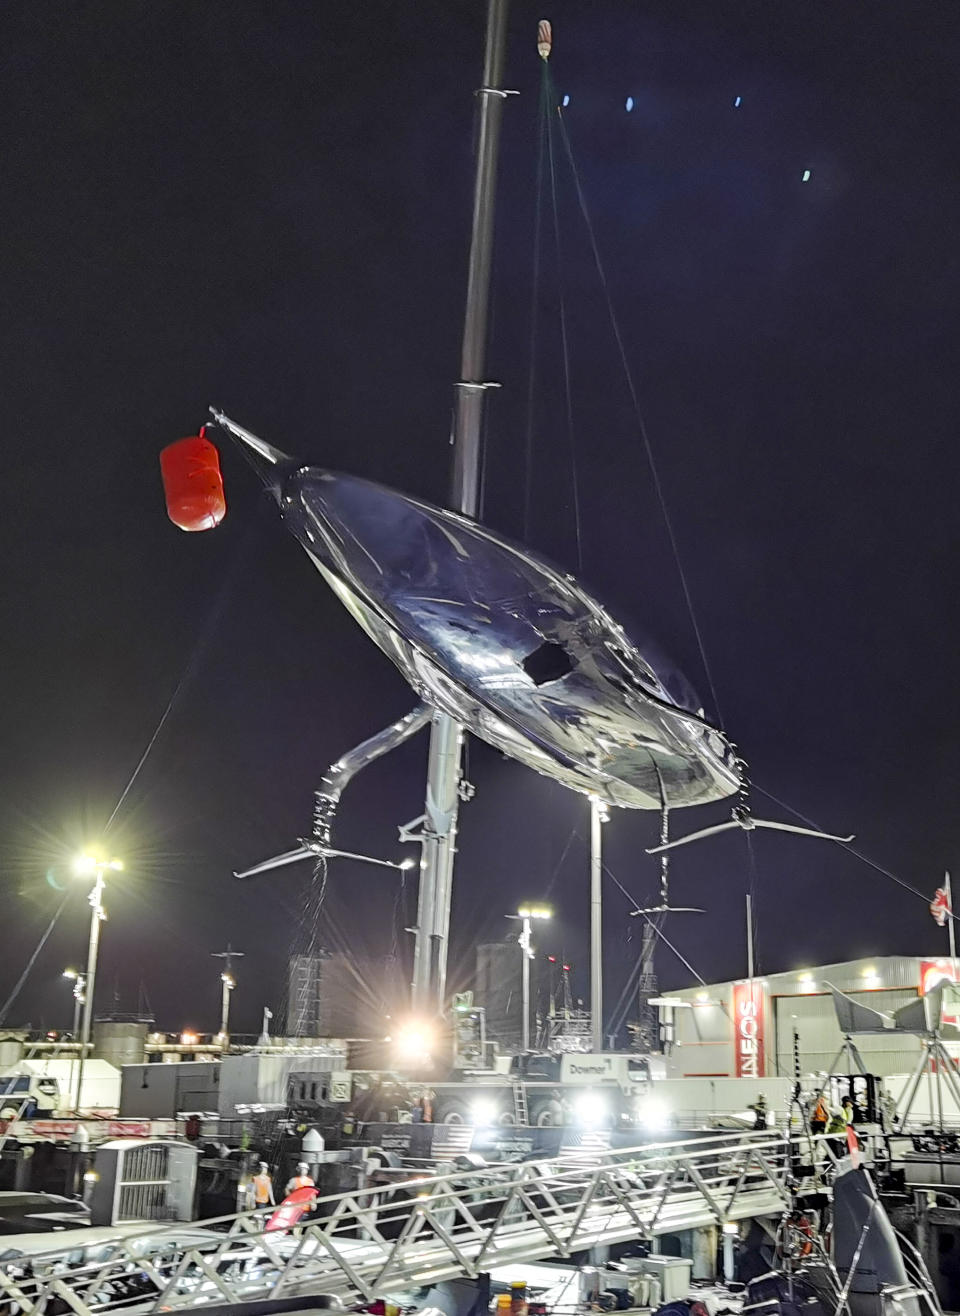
[548,71,724,725]
[602,858,708,986]
[545,77,584,573]
[104,498,265,836]
[0,892,72,1027]
[543,823,581,900]
[754,781,946,914]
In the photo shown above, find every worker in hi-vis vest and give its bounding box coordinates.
[251,1162,275,1207]
[285,1162,315,1195]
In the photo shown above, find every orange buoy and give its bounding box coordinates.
[160,432,226,532]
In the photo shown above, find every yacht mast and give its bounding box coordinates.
[411,0,512,1012]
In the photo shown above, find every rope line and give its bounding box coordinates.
[545,81,584,572]
[754,782,943,913]
[0,892,72,1027]
[104,499,264,835]
[550,77,723,724]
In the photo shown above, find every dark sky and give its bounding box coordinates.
[1,0,958,1038]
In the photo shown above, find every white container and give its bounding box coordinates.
[642,1256,692,1303]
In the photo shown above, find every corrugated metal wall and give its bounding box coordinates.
[772,989,923,1076]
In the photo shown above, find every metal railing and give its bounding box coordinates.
[0,1130,791,1316]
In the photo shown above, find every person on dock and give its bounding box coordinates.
[251,1161,275,1208]
[810,1094,829,1134]
[285,1161,315,1195]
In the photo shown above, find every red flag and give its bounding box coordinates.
[931,888,951,927]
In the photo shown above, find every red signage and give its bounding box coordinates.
[921,959,960,1028]
[107,1120,151,1139]
[733,981,765,1078]
[31,1120,78,1138]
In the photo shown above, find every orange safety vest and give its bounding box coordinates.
[252,1173,273,1204]
[288,1175,314,1192]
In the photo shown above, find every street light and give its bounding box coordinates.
[211,946,244,1045]
[507,904,551,1053]
[62,969,86,1038]
[72,851,122,1112]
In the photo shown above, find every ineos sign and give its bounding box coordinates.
[733,981,765,1078]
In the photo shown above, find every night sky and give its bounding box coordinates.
[2,1,958,1039]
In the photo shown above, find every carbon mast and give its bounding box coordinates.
[410,0,512,1013]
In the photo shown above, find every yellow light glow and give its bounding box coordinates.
[180,1031,199,1046]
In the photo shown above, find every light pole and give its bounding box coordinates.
[590,796,609,1054]
[508,905,551,1053]
[62,969,86,1038]
[72,852,122,1112]
[212,945,244,1045]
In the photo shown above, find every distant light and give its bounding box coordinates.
[696,991,709,1003]
[625,96,634,112]
[636,1097,670,1132]
[470,1098,497,1126]
[562,94,570,108]
[733,95,742,108]
[180,1031,199,1047]
[574,1092,608,1127]
[399,858,415,871]
[802,169,812,182]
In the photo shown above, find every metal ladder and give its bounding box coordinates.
[511,1080,528,1125]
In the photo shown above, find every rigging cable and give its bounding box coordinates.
[549,71,723,725]
[103,495,265,836]
[543,823,581,901]
[601,858,708,1041]
[754,781,949,914]
[545,72,584,573]
[0,892,72,1027]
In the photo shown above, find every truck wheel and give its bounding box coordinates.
[531,1100,563,1127]
[437,1101,468,1125]
[365,1146,401,1170]
[497,1111,517,1126]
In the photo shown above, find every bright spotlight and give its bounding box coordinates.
[470,1098,497,1126]
[394,1020,435,1063]
[636,1097,671,1133]
[399,858,416,870]
[73,854,98,877]
[573,1092,608,1128]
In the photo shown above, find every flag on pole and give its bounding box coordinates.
[931,887,951,926]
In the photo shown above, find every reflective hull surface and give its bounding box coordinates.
[281,467,740,810]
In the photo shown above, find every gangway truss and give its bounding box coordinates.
[0,1131,792,1316]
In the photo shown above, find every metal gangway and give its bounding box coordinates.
[0,1131,792,1316]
